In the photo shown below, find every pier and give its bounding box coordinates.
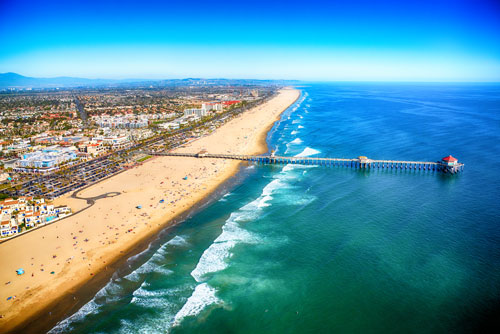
[149,151,464,174]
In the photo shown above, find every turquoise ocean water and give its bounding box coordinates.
[49,83,500,333]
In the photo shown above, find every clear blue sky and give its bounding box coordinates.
[1,0,499,81]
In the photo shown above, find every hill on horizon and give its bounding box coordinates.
[0,72,135,89]
[0,73,295,89]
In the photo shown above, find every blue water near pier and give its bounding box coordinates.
[50,83,500,333]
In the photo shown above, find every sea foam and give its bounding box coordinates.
[173,283,221,327]
[191,218,259,282]
[48,300,100,333]
[124,236,186,282]
[296,147,321,157]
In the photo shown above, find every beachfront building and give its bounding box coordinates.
[1,158,19,169]
[92,113,175,129]
[129,129,155,141]
[158,122,180,130]
[94,134,131,150]
[184,108,208,117]
[3,140,31,155]
[16,146,78,173]
[0,197,71,238]
[202,103,223,113]
[0,216,18,237]
[34,136,88,146]
[94,115,149,129]
[87,141,106,156]
[78,140,106,157]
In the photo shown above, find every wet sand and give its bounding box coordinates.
[0,88,300,333]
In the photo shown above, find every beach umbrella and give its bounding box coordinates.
[16,269,24,275]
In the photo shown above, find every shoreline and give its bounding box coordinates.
[12,163,255,334]
[0,88,300,333]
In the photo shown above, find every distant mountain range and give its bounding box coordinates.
[0,72,146,89]
[0,72,296,89]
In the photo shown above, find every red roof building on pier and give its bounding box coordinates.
[442,155,458,165]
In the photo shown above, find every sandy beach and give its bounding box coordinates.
[0,88,299,333]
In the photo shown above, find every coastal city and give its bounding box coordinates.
[0,83,271,240]
[1,0,499,334]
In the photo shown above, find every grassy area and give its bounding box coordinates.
[136,155,152,162]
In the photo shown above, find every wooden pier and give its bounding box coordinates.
[149,152,464,174]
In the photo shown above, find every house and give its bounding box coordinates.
[23,212,36,228]
[0,197,71,238]
[0,216,18,237]
[34,198,45,205]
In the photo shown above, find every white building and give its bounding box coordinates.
[184,108,208,117]
[94,135,130,149]
[0,216,17,237]
[202,103,223,113]
[129,129,155,141]
[17,146,78,172]
[94,115,148,128]
[158,122,180,130]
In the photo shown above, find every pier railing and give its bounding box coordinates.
[148,152,464,174]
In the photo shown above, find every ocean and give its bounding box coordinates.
[49,83,500,334]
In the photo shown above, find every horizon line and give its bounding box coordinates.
[2,72,500,85]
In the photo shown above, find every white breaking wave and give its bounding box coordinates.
[174,140,320,327]
[167,235,189,247]
[290,138,303,145]
[291,130,298,135]
[130,283,191,308]
[50,237,183,331]
[123,236,185,282]
[50,235,189,331]
[124,264,174,282]
[296,147,321,157]
[298,125,304,129]
[118,283,194,334]
[191,216,260,282]
[126,242,153,264]
[192,177,284,279]
[173,283,221,327]
[48,300,100,333]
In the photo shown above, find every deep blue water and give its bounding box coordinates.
[50,83,500,334]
